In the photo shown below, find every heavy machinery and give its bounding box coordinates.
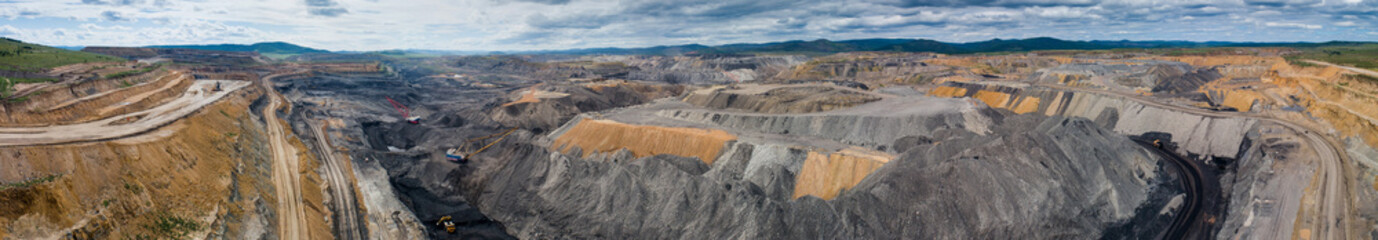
[385,96,421,124]
[436,216,456,233]
[446,128,518,163]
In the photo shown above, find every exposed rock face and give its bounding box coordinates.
[472,100,1175,239]
[550,118,738,164]
[0,87,280,239]
[1150,67,1223,95]
[657,96,998,151]
[616,55,806,84]
[933,82,1255,158]
[1028,61,1224,94]
[683,84,883,114]
[784,53,945,83]
[489,82,685,132]
[1,69,186,125]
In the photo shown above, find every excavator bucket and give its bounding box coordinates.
[446,128,518,164]
[437,216,456,233]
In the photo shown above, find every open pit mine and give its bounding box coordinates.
[1,43,1376,240]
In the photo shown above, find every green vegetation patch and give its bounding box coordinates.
[1286,43,1378,71]
[105,66,158,79]
[0,174,60,191]
[138,212,202,239]
[0,38,124,72]
[1346,73,1378,84]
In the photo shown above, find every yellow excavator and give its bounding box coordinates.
[436,216,456,233]
[446,128,518,163]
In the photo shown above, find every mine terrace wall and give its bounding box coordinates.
[791,148,892,200]
[551,118,738,164]
[1,69,192,125]
[656,96,993,152]
[931,82,1255,159]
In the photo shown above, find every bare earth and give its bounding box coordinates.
[0,80,250,146]
[1033,82,1353,240]
[261,73,311,240]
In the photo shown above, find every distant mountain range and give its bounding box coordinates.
[133,37,1375,56]
[525,37,1373,56]
[146,42,330,55]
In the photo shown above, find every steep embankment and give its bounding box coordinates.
[472,93,1178,239]
[1,68,187,126]
[0,86,279,239]
[489,81,684,132]
[615,55,806,84]
[931,82,1255,158]
[682,84,882,114]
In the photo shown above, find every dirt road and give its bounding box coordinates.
[0,80,249,146]
[1137,140,1205,240]
[1033,82,1354,240]
[1304,60,1378,78]
[262,73,310,240]
[306,118,365,239]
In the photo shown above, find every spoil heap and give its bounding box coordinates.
[468,85,1179,239]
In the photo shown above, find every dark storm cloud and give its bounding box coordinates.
[305,0,349,17]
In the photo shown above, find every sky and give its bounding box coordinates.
[0,0,1375,51]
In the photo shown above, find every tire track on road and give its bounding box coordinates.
[262,72,309,240]
[306,118,364,240]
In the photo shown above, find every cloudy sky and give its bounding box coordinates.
[0,0,1375,51]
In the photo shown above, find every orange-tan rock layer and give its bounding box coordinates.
[792,148,894,200]
[0,87,283,239]
[552,118,737,164]
[0,69,190,126]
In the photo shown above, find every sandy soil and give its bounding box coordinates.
[0,80,249,146]
[261,73,310,240]
[305,119,364,239]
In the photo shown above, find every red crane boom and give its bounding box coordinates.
[386,97,421,124]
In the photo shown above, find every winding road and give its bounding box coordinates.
[261,72,310,240]
[1304,60,1378,78]
[1033,82,1354,240]
[263,71,366,240]
[306,118,365,240]
[1136,140,1205,240]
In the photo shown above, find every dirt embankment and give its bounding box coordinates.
[479,100,1174,239]
[683,84,882,114]
[0,86,282,239]
[489,81,685,132]
[1,69,190,126]
[551,118,737,164]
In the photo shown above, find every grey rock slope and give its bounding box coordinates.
[682,85,882,114]
[470,99,1177,239]
[941,81,1256,158]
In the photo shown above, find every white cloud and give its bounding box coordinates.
[0,0,1371,51]
[1264,22,1322,29]
[1334,21,1357,27]
[0,25,22,36]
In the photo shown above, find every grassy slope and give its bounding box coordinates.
[1285,43,1378,71]
[0,38,124,72]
